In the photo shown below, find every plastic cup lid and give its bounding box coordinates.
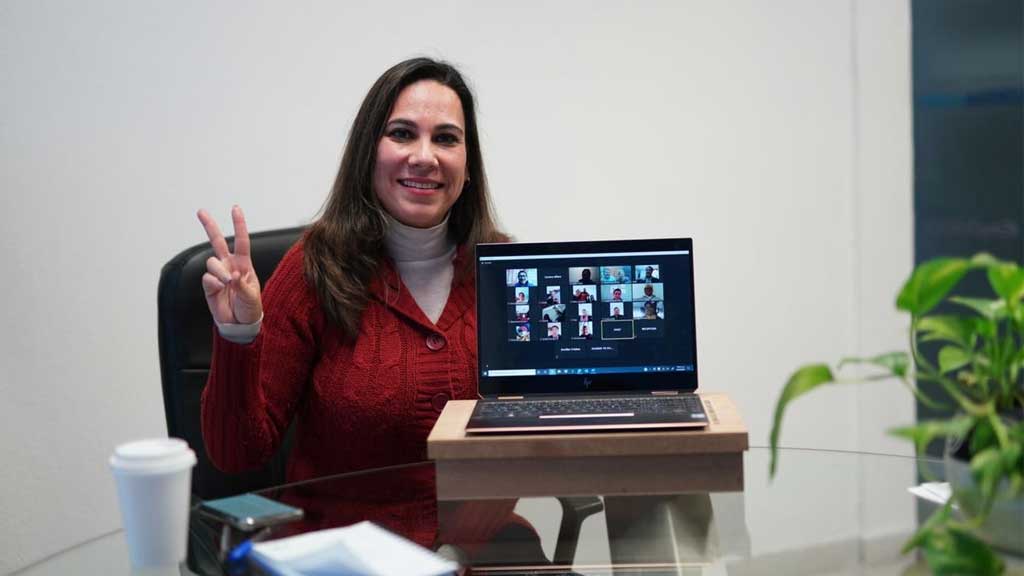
[109,438,197,475]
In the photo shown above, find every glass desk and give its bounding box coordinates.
[15,448,1023,575]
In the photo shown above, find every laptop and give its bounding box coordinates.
[466,238,708,434]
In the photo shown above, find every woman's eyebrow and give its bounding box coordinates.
[385,118,416,129]
[435,123,465,135]
[386,118,464,135]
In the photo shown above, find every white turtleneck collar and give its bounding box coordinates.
[383,213,457,324]
[384,212,456,262]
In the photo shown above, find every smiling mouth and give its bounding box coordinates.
[399,179,442,190]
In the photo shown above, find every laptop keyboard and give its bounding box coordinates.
[477,394,705,419]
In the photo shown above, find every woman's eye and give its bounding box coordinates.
[434,133,460,145]
[388,128,413,140]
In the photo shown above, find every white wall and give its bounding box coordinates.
[0,0,912,572]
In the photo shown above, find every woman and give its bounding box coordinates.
[196,58,515,552]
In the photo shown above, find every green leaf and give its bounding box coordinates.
[890,416,974,454]
[938,346,971,374]
[769,364,834,478]
[950,296,1007,321]
[917,315,977,348]
[999,443,1022,475]
[969,252,1001,267]
[1009,420,1024,444]
[1002,444,1024,498]
[969,447,1003,510]
[921,525,1005,576]
[902,501,952,553]
[969,418,997,455]
[838,351,910,378]
[987,261,1024,305]
[897,258,971,316]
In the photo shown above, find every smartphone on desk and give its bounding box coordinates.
[198,493,304,532]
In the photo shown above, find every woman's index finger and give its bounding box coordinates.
[197,209,231,259]
[231,205,251,257]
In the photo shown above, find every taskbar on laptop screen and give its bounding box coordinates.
[476,239,698,395]
[485,364,695,377]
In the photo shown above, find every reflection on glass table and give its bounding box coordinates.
[14,447,1024,575]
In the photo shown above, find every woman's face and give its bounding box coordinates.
[374,80,468,228]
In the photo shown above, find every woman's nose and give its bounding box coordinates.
[408,138,439,170]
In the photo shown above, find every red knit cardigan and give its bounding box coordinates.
[201,241,510,547]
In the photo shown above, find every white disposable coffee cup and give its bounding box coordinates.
[109,438,197,568]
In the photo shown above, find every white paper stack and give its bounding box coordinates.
[249,521,459,576]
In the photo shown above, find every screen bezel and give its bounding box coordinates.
[475,237,698,398]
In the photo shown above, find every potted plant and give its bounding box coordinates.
[769,253,1024,575]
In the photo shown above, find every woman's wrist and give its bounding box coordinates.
[215,313,263,344]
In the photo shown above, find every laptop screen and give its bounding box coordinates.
[475,238,698,397]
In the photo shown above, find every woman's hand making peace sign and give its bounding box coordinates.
[196,206,263,325]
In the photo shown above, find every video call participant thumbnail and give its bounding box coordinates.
[568,267,597,285]
[600,265,632,284]
[578,322,593,339]
[633,300,664,320]
[511,287,529,304]
[511,323,530,342]
[546,322,562,339]
[633,283,663,302]
[572,286,595,303]
[600,318,635,340]
[545,286,561,305]
[608,302,629,319]
[577,302,592,323]
[514,305,530,321]
[601,284,628,302]
[636,264,660,282]
[506,268,537,287]
[541,304,565,322]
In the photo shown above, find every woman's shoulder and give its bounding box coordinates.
[268,239,307,284]
[262,239,317,308]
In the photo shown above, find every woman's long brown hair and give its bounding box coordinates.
[303,58,505,340]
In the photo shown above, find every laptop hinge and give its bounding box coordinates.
[497,395,525,400]
[650,390,679,396]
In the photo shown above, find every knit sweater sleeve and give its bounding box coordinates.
[201,243,322,472]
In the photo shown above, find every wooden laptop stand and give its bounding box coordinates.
[427,393,748,500]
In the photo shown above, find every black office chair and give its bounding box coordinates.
[158,226,305,499]
[158,226,603,567]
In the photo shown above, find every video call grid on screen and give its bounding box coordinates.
[479,246,696,379]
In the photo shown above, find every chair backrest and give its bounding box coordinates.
[158,226,306,498]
